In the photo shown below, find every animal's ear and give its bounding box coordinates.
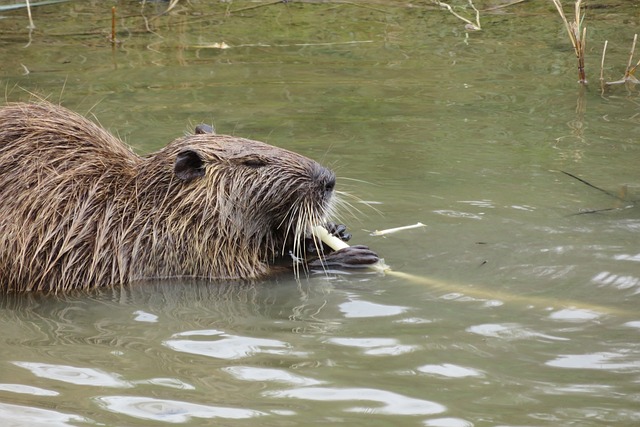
[194,124,215,135]
[174,149,205,182]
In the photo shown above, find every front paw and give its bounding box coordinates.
[324,222,352,243]
[308,245,380,269]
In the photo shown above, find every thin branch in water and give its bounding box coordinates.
[561,171,637,216]
[623,33,640,83]
[570,207,624,216]
[624,33,637,79]
[600,40,608,94]
[165,0,180,14]
[111,6,116,45]
[560,170,625,201]
[432,0,481,31]
[604,34,640,86]
[25,0,35,29]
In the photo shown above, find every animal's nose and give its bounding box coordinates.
[324,173,336,193]
[313,165,336,195]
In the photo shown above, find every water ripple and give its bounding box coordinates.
[265,387,446,415]
[223,366,324,386]
[338,299,408,318]
[95,396,266,422]
[132,310,159,323]
[417,363,484,378]
[459,199,495,208]
[433,210,483,220]
[134,378,195,390]
[613,253,640,262]
[423,417,474,427]
[548,308,602,322]
[536,382,615,396]
[13,362,132,388]
[327,337,418,356]
[0,383,59,396]
[466,323,568,341]
[0,402,88,426]
[163,329,299,360]
[546,352,640,371]
[591,271,640,291]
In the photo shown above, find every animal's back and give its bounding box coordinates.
[0,102,139,292]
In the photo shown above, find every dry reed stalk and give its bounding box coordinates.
[603,34,640,87]
[600,39,608,93]
[165,0,180,14]
[433,0,481,31]
[25,0,35,29]
[551,0,587,84]
[623,34,640,83]
[111,6,116,45]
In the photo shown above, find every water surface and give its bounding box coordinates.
[1,1,639,426]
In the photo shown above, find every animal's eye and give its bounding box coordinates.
[241,156,268,169]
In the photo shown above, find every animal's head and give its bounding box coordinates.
[141,129,337,265]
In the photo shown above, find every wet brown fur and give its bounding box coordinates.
[0,102,337,292]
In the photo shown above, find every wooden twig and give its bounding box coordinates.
[560,171,625,201]
[570,206,629,216]
[623,34,640,83]
[165,0,180,14]
[111,6,116,45]
[433,0,481,31]
[604,34,640,86]
[600,40,608,93]
[25,0,35,29]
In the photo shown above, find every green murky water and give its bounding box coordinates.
[1,1,640,425]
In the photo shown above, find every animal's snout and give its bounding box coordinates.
[312,165,336,196]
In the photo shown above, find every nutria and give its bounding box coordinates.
[0,101,378,292]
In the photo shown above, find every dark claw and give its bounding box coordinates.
[325,222,352,242]
[309,245,380,270]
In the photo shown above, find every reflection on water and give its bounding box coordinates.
[265,386,446,416]
[0,403,88,427]
[466,323,569,341]
[423,418,474,427]
[417,363,484,379]
[13,362,132,388]
[338,296,408,318]
[326,337,418,356]
[164,329,298,360]
[546,352,640,371]
[224,366,324,386]
[95,396,267,422]
[0,384,58,397]
[1,1,640,426]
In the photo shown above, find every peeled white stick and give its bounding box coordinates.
[370,222,426,236]
[311,225,350,250]
[311,225,630,316]
[311,225,390,273]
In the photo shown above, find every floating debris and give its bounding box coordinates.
[369,222,426,237]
